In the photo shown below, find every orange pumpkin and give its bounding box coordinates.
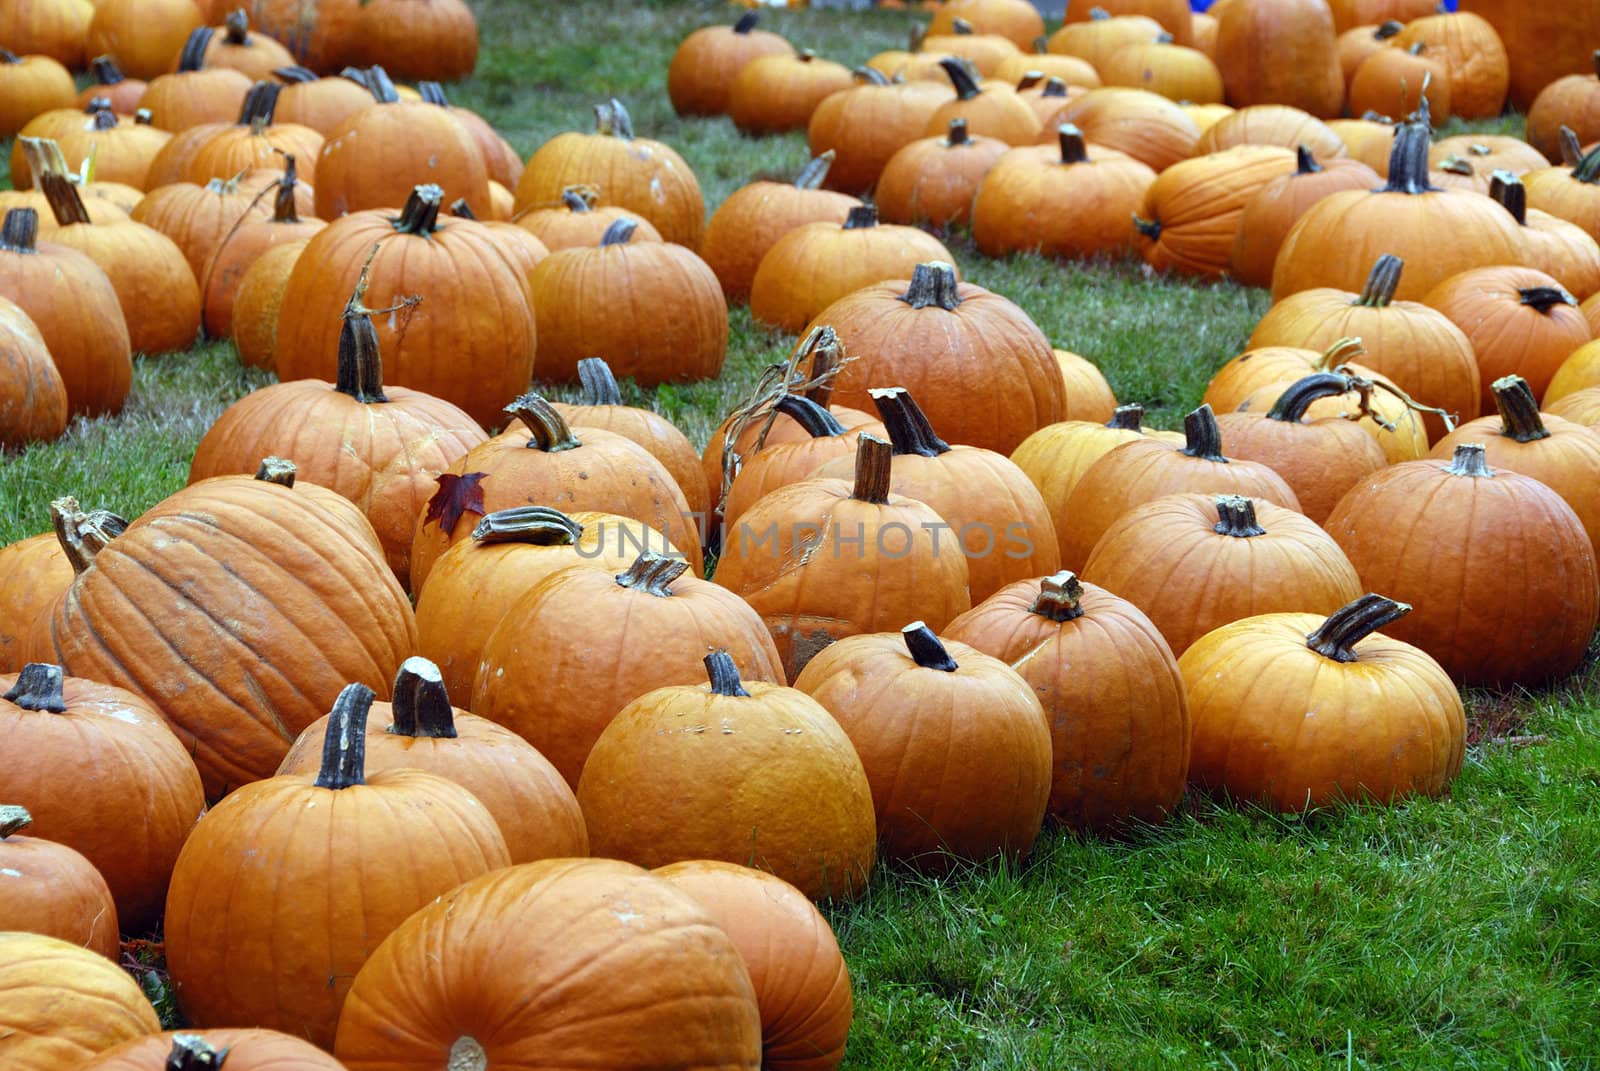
[875,118,1011,228]
[0,932,162,1067]
[669,11,796,117]
[1231,147,1382,289]
[0,805,120,960]
[730,50,855,136]
[1390,11,1508,119]
[1488,171,1600,300]
[1213,0,1344,118]
[702,152,860,301]
[1133,144,1297,280]
[806,67,953,195]
[0,296,68,451]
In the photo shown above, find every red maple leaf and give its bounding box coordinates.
[422,472,489,532]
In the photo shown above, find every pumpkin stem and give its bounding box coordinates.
[507,392,583,452]
[1132,215,1161,240]
[1572,144,1600,185]
[615,551,689,597]
[1305,593,1411,664]
[2,664,67,713]
[793,150,836,190]
[1180,404,1227,462]
[799,324,845,409]
[1016,71,1044,91]
[871,386,950,457]
[393,185,444,235]
[471,506,583,546]
[417,81,448,107]
[1107,403,1144,430]
[1310,336,1367,372]
[903,621,958,671]
[134,108,154,126]
[1559,126,1583,168]
[734,10,759,33]
[939,56,982,101]
[272,153,301,223]
[1213,495,1266,538]
[88,56,128,84]
[852,433,893,504]
[163,1033,231,1070]
[89,107,118,132]
[224,8,251,45]
[449,198,478,220]
[177,27,216,72]
[601,218,638,246]
[594,98,635,141]
[273,64,317,84]
[339,66,372,91]
[1444,442,1493,478]
[0,208,38,253]
[255,456,297,486]
[1041,77,1069,99]
[36,170,92,228]
[853,65,890,86]
[1295,144,1322,174]
[1375,19,1404,40]
[560,186,596,212]
[898,261,961,310]
[1380,111,1437,195]
[1520,286,1577,313]
[1489,375,1551,443]
[576,357,624,405]
[334,259,391,405]
[364,65,401,104]
[1058,124,1089,164]
[945,117,970,146]
[0,805,31,839]
[388,657,458,739]
[704,651,750,697]
[773,393,847,438]
[1354,255,1403,307]
[1438,154,1474,177]
[1265,372,1357,423]
[1488,169,1527,225]
[313,683,374,790]
[1028,571,1085,622]
[48,498,127,575]
[843,204,877,230]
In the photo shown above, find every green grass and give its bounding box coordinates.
[5,1,1600,1067]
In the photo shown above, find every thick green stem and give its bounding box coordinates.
[449,198,478,220]
[1029,571,1085,622]
[1305,594,1411,663]
[1489,376,1552,443]
[705,651,750,696]
[774,394,847,438]
[388,657,458,739]
[853,65,890,86]
[506,392,582,452]
[471,506,583,546]
[615,551,689,597]
[1213,495,1266,538]
[314,683,374,789]
[903,621,959,671]
[3,664,67,713]
[870,387,950,457]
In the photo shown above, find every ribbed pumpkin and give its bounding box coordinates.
[269,65,373,135]
[799,262,1063,456]
[1337,19,1403,84]
[749,205,957,333]
[81,1030,349,1071]
[0,932,162,1068]
[229,236,303,370]
[1038,87,1198,172]
[277,656,586,863]
[1015,74,1086,125]
[1547,336,1600,402]
[721,396,860,537]
[946,571,1189,832]
[1192,104,1345,157]
[655,860,852,1071]
[1047,12,1164,71]
[1328,0,1437,32]
[85,0,202,80]
[0,207,133,417]
[334,859,764,1068]
[510,185,662,252]
[472,551,784,789]
[274,184,537,428]
[922,56,1040,146]
[1055,348,1118,422]
[1524,138,1600,242]
[9,101,170,190]
[515,98,706,249]
[875,118,1011,228]
[669,11,795,117]
[0,533,73,672]
[1272,107,1527,302]
[1083,493,1363,657]
[1548,385,1600,428]
[0,50,76,139]
[409,392,704,589]
[974,124,1156,258]
[1327,116,1396,176]
[1488,171,1600,300]
[74,57,148,116]
[1180,594,1466,810]
[0,805,120,960]
[131,168,290,291]
[918,22,1024,77]
[1133,144,1297,280]
[1527,53,1600,163]
[164,681,509,1048]
[702,153,860,301]
[1323,444,1599,686]
[715,436,973,682]
[0,0,94,68]
[795,623,1050,869]
[1230,148,1381,289]
[1390,11,1508,119]
[339,0,478,83]
[0,296,68,451]
[1101,38,1222,103]
[198,156,323,337]
[1347,40,1453,123]
[1422,266,1591,412]
[1,663,205,934]
[1463,1,1600,111]
[934,0,1050,48]
[806,67,954,195]
[181,82,322,186]
[1062,0,1192,44]
[134,32,253,132]
[184,8,294,79]
[729,50,855,136]
[1213,0,1343,117]
[578,653,876,900]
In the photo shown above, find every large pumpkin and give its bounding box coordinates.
[1133,144,1297,280]
[1213,0,1343,117]
[81,1030,349,1071]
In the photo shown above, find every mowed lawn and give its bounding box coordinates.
[3,1,1599,1067]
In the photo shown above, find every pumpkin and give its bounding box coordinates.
[655,860,852,1071]
[1390,11,1509,119]
[0,50,76,139]
[232,0,362,74]
[409,392,704,589]
[515,97,706,249]
[1059,403,1302,569]
[810,387,1060,603]
[1193,105,1345,158]
[1083,492,1363,657]
[991,53,1101,90]
[1524,138,1600,242]
[1101,38,1222,104]
[1488,171,1600,300]
[1527,52,1600,163]
[1213,0,1343,117]
[181,83,322,187]
[164,681,509,1047]
[922,56,1040,146]
[1428,375,1600,558]
[333,859,764,1068]
[1272,106,1527,302]
[129,168,275,287]
[1430,135,1549,177]
[0,207,133,418]
[702,152,860,301]
[748,204,957,333]
[531,218,727,385]
[1047,12,1164,72]
[0,0,93,68]
[275,184,537,428]
[1016,74,1086,125]
[1462,1,1600,111]
[932,0,1048,49]
[0,932,161,1067]
[74,57,147,116]
[1180,594,1465,810]
[1062,0,1193,44]
[136,33,254,132]
[805,67,953,195]
[973,124,1156,259]
[9,102,170,190]
[269,64,374,135]
[578,652,876,900]
[1337,20,1403,84]
[800,261,1063,456]
[1347,41,1454,124]
[1548,385,1600,428]
[730,50,855,136]
[1422,266,1590,413]
[1230,147,1381,289]
[947,571,1189,833]
[1133,144,1297,280]
[1323,443,1599,686]
[0,805,119,960]
[511,185,663,252]
[186,8,294,80]
[1038,87,1199,172]
[0,534,73,672]
[198,155,323,337]
[1328,0,1437,32]
[714,435,973,681]
[229,236,304,369]
[0,296,68,450]
[473,550,784,788]
[1,662,205,933]
[918,22,1023,78]
[415,506,680,695]
[341,0,478,83]
[669,11,796,117]
[86,0,202,80]
[721,396,861,536]
[1056,348,1119,422]
[81,1030,349,1071]
[875,118,1011,229]
[1328,116,1396,175]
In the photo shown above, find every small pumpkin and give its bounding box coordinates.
[1230,146,1381,289]
[229,235,305,370]
[875,117,1012,229]
[668,11,796,117]
[1133,144,1297,280]
[1527,51,1600,163]
[730,50,855,136]
[133,30,253,132]
[269,64,374,135]
[805,66,954,195]
[1037,86,1198,172]
[0,296,69,451]
[922,55,1041,146]
[1347,40,1453,123]
[0,49,77,139]
[1390,11,1509,119]
[511,185,663,252]
[1487,171,1600,301]
[0,805,120,960]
